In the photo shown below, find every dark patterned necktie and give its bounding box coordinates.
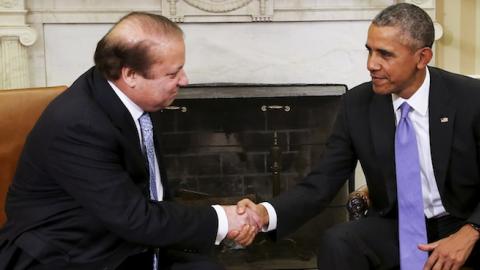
[139,113,159,270]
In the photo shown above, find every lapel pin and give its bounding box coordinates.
[440,117,448,123]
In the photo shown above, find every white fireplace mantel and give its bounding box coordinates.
[25,0,435,23]
[21,0,436,89]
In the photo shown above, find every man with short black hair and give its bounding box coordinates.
[238,3,480,269]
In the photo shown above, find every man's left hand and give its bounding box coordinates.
[420,224,480,270]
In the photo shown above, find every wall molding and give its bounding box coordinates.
[0,0,34,89]
[0,0,20,9]
[183,0,253,13]
[0,26,36,45]
[24,0,438,24]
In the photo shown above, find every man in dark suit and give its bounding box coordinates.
[0,12,259,270]
[238,3,480,269]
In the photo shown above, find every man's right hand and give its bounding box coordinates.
[236,199,269,230]
[222,205,261,246]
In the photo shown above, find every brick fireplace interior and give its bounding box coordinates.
[152,83,351,270]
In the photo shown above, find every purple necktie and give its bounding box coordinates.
[139,113,159,270]
[395,102,428,269]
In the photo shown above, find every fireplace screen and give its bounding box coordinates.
[152,83,351,269]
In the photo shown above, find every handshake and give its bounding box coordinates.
[221,199,269,246]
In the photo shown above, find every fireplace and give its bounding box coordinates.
[152,83,350,269]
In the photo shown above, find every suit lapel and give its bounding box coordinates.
[369,92,397,207]
[90,70,171,200]
[90,68,147,180]
[428,67,456,195]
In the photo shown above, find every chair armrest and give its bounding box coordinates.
[346,185,370,220]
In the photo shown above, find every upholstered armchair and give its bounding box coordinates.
[0,86,67,225]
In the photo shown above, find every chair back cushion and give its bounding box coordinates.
[0,86,67,225]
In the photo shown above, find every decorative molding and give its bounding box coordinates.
[410,0,429,4]
[0,26,37,46]
[433,22,443,41]
[27,10,159,24]
[0,0,19,9]
[252,0,271,21]
[161,0,273,22]
[166,0,184,22]
[1,0,26,25]
[0,36,30,89]
[24,0,436,24]
[259,0,266,15]
[183,0,253,13]
[167,0,179,16]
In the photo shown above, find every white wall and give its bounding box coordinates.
[44,24,110,86]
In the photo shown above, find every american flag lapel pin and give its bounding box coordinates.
[440,117,449,123]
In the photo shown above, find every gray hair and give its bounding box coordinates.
[372,3,435,49]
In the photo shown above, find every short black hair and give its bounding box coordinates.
[373,3,435,49]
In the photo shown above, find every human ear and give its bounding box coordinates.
[121,67,137,88]
[417,47,433,69]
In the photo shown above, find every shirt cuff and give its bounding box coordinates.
[211,205,228,245]
[260,202,277,232]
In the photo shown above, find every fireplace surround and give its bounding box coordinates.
[152,83,351,269]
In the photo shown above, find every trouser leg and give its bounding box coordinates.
[316,216,399,270]
[161,250,225,270]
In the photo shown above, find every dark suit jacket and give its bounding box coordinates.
[270,67,480,238]
[0,67,218,269]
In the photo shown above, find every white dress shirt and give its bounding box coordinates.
[263,67,447,232]
[108,81,228,244]
[391,67,447,218]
